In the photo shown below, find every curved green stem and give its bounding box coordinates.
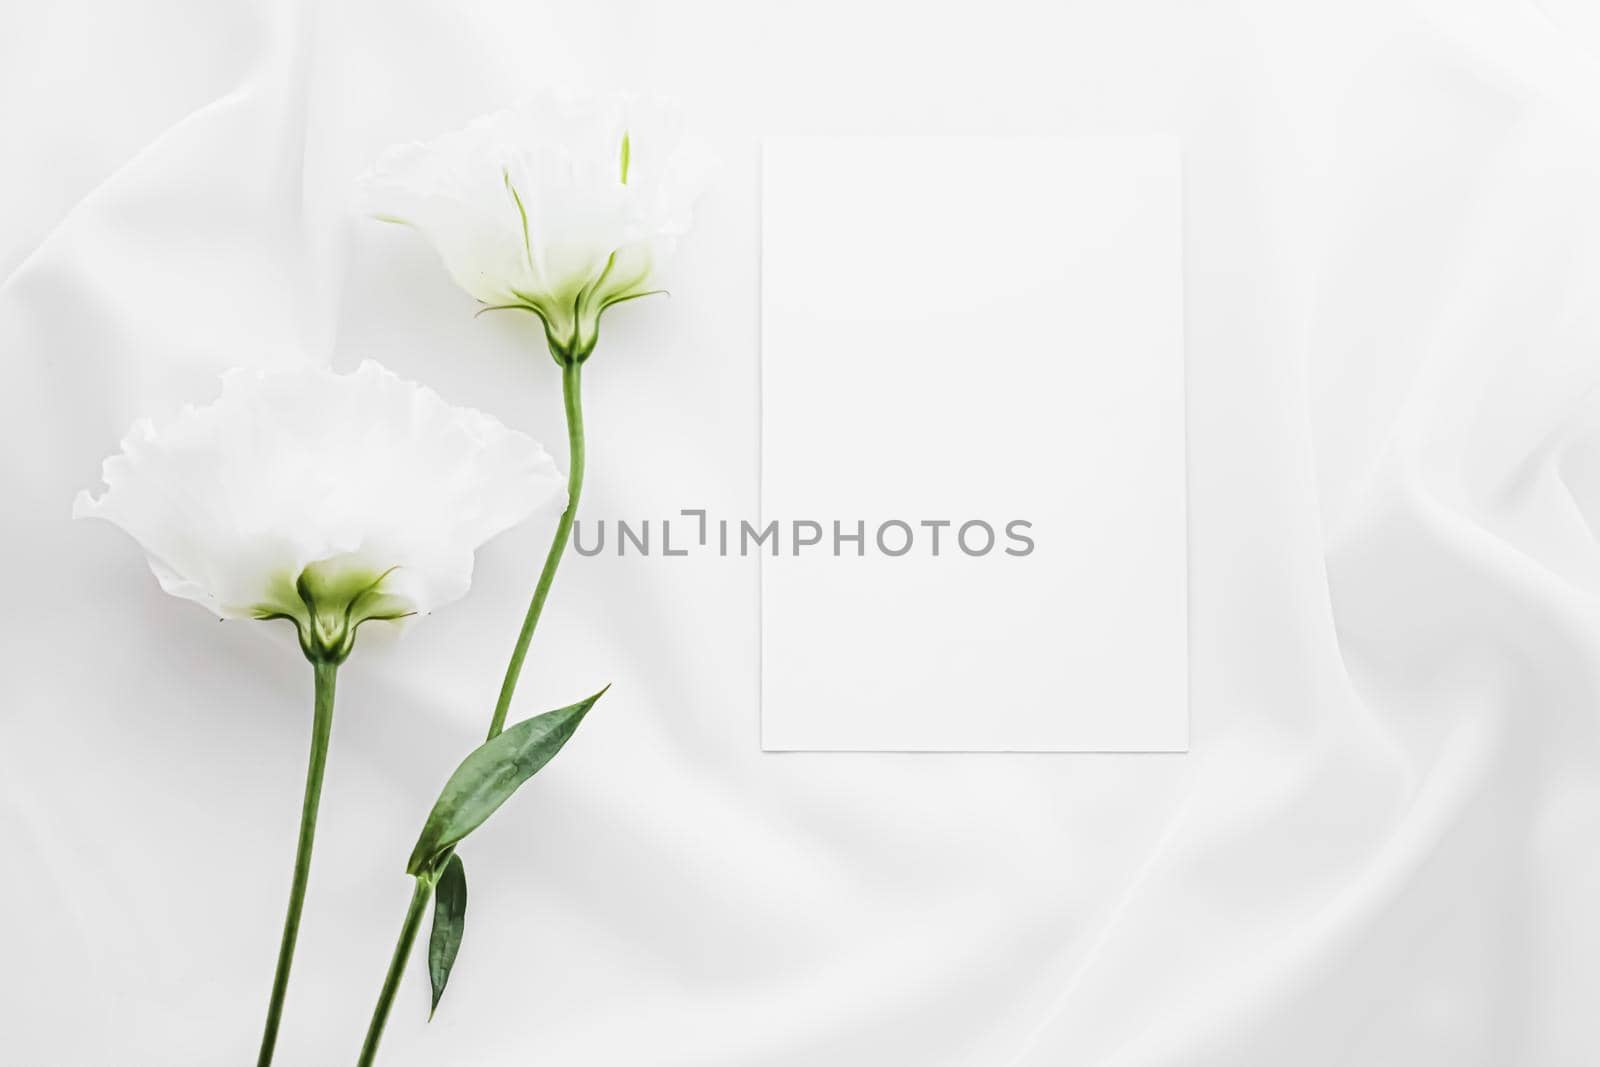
[257,659,338,1066]
[357,876,433,1067]
[357,359,587,1065]
[486,359,585,740]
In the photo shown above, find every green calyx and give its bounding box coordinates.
[482,270,665,368]
[254,561,414,664]
[485,170,665,367]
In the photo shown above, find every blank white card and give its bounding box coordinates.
[761,135,1186,751]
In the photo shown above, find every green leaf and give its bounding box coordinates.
[406,688,606,876]
[427,853,468,1020]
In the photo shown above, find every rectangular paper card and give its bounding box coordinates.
[760,135,1186,752]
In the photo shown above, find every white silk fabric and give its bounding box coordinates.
[4,1,1600,1063]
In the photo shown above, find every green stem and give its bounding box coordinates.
[257,659,338,1066]
[486,359,585,741]
[356,359,588,1065]
[357,877,433,1067]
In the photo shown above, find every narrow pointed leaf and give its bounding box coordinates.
[406,687,606,876]
[427,853,468,1019]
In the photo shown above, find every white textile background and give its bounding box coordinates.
[5,1,1600,1064]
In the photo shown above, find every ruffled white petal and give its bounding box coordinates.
[75,361,563,629]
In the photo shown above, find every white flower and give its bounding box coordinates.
[359,92,704,363]
[75,360,562,661]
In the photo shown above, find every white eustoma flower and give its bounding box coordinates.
[75,360,561,662]
[77,361,562,1058]
[346,95,705,1055]
[359,92,703,363]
